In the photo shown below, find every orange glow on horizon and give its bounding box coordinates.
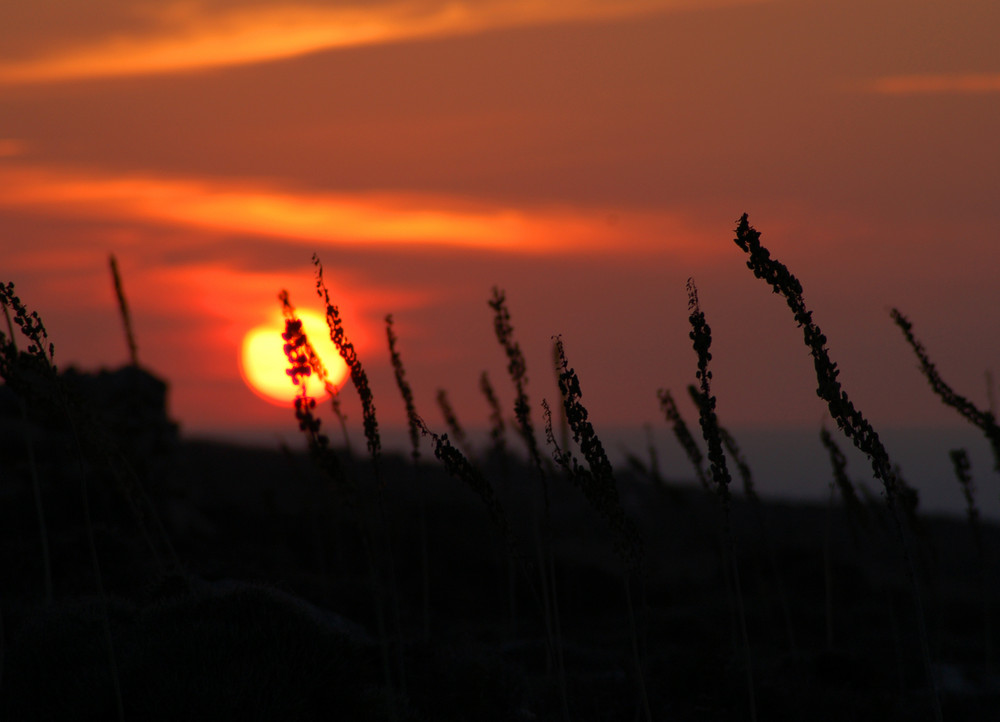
[240,309,350,406]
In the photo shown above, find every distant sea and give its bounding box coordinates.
[196,424,999,521]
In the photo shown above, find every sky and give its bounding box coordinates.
[2,0,999,498]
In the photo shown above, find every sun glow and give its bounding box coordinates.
[239,309,350,406]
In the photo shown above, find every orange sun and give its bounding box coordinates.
[239,309,350,406]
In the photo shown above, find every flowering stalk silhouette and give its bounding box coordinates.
[734,214,942,722]
[279,291,341,482]
[819,428,868,533]
[0,282,125,721]
[311,258,408,699]
[489,288,544,477]
[657,388,711,491]
[314,254,380,465]
[418,419,511,543]
[550,335,650,722]
[385,314,434,641]
[436,388,470,454]
[892,308,1000,473]
[479,370,508,465]
[553,335,642,570]
[385,314,421,463]
[686,278,756,722]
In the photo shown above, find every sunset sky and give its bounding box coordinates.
[3,0,999,485]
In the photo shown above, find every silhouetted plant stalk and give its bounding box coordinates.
[488,289,568,718]
[489,288,545,479]
[311,259,407,702]
[686,279,757,722]
[386,315,421,464]
[436,388,471,455]
[109,254,138,367]
[657,388,711,492]
[280,292,340,580]
[686,383,797,654]
[315,255,381,468]
[819,429,867,650]
[553,335,643,570]
[685,385,755,499]
[552,338,571,452]
[734,215,942,722]
[551,336,650,722]
[1,295,51,606]
[279,291,343,486]
[418,420,513,543]
[0,282,125,722]
[820,428,869,536]
[892,309,1000,474]
[659,385,742,651]
[950,449,992,664]
[479,370,518,631]
[735,216,900,494]
[480,370,509,469]
[385,314,431,641]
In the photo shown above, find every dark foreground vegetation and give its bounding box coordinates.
[3,217,1000,720]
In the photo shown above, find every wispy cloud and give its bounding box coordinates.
[0,0,764,84]
[0,165,712,257]
[866,72,1000,95]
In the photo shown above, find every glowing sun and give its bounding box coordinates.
[239,309,350,405]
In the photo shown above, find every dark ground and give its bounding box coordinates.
[4,418,1000,721]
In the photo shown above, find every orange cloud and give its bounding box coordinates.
[866,72,1000,95]
[0,165,716,258]
[0,0,766,84]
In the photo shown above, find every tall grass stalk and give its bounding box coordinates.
[436,388,471,455]
[418,420,512,543]
[109,254,138,367]
[0,283,125,721]
[312,260,408,701]
[480,370,518,632]
[819,428,869,651]
[892,308,1000,473]
[280,288,367,577]
[735,215,941,721]
[488,288,567,718]
[280,291,345,581]
[480,370,508,467]
[657,389,711,492]
[315,256,380,468]
[686,279,756,722]
[386,314,431,641]
[552,336,642,569]
[1,298,52,606]
[552,338,571,453]
[489,288,545,479]
[284,286,402,706]
[658,386,739,652]
[819,428,869,537]
[551,335,650,722]
[950,448,991,664]
[686,383,797,654]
